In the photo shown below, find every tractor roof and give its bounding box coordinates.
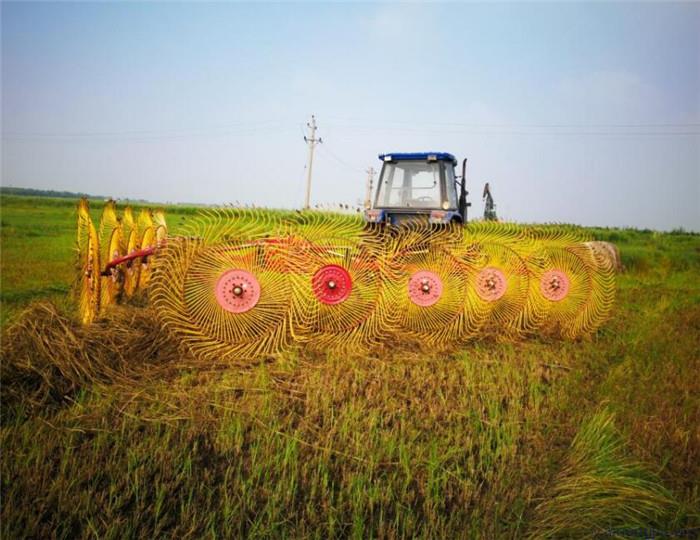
[378,152,456,163]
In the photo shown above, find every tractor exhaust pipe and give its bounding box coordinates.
[459,158,470,223]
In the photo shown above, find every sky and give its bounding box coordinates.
[2,2,699,231]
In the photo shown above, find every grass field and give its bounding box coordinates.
[1,194,699,539]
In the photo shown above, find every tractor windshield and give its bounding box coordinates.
[375,161,443,209]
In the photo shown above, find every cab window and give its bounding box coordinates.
[375,161,442,209]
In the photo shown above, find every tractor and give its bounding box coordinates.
[364,152,471,225]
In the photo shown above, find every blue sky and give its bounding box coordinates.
[2,2,698,230]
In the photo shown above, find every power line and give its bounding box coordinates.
[323,124,700,137]
[1,120,294,140]
[323,119,700,136]
[317,143,365,174]
[323,118,700,129]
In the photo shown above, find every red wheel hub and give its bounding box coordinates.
[540,269,570,301]
[215,269,261,313]
[312,265,352,305]
[408,270,443,307]
[475,267,507,302]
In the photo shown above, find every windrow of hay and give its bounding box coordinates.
[0,301,187,417]
[528,410,683,539]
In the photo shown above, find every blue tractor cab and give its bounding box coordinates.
[364,152,470,225]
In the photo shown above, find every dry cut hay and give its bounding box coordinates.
[1,301,187,418]
[528,410,680,538]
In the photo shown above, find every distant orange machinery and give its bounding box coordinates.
[76,197,615,362]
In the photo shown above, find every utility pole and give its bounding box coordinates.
[364,167,375,209]
[303,115,322,209]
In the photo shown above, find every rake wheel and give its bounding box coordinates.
[99,201,123,308]
[76,199,101,324]
[151,238,294,363]
[282,212,390,354]
[153,209,168,247]
[287,232,388,354]
[528,243,614,338]
[384,225,471,349]
[137,226,156,290]
[460,239,536,338]
[131,209,154,292]
[101,225,123,307]
[122,206,135,237]
[122,228,141,297]
[76,198,91,251]
[155,224,167,246]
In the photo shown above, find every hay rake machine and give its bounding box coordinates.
[76,186,615,363]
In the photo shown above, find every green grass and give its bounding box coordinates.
[1,194,699,538]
